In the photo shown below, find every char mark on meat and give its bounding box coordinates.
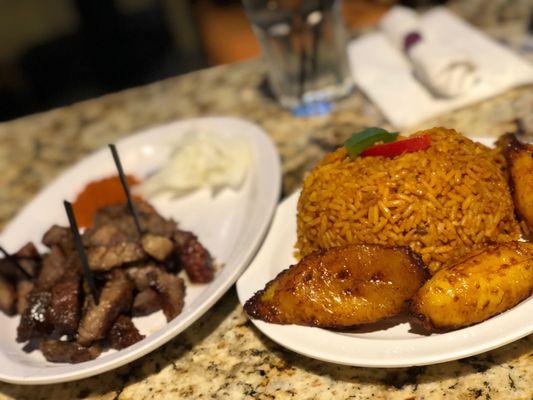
[133,288,161,316]
[48,277,81,336]
[87,243,145,271]
[107,315,145,350]
[17,291,53,342]
[77,273,133,346]
[0,275,16,315]
[174,230,214,283]
[141,234,174,261]
[40,340,101,363]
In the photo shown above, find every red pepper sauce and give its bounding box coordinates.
[73,175,142,228]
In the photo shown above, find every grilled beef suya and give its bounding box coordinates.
[0,242,41,280]
[133,288,161,316]
[87,242,146,271]
[108,315,145,350]
[174,230,214,283]
[141,234,174,261]
[244,244,427,328]
[501,134,533,232]
[0,275,16,315]
[78,272,133,346]
[48,277,82,336]
[126,264,185,321]
[0,199,214,363]
[16,280,33,315]
[40,340,102,364]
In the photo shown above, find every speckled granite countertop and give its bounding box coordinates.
[0,10,532,400]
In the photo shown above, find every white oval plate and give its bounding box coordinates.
[0,117,280,384]
[236,137,532,368]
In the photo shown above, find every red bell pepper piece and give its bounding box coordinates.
[361,134,430,157]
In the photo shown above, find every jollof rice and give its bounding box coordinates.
[296,127,522,274]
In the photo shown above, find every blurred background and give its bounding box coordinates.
[0,0,529,122]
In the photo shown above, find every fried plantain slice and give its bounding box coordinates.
[502,134,533,231]
[244,244,427,328]
[411,242,533,330]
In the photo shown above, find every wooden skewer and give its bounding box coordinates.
[0,246,32,279]
[108,144,143,238]
[64,201,99,305]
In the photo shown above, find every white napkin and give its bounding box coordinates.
[379,6,479,98]
[348,7,533,129]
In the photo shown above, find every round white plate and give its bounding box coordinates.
[236,137,533,368]
[0,117,281,384]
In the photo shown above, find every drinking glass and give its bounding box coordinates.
[242,0,354,109]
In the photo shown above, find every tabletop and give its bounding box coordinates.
[0,9,532,400]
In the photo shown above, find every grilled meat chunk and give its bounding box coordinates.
[245,244,427,328]
[150,270,185,321]
[16,280,33,315]
[107,315,144,350]
[142,213,177,238]
[174,230,214,283]
[93,202,176,239]
[503,134,533,231]
[42,225,73,253]
[0,275,16,315]
[77,273,133,346]
[0,259,18,283]
[40,340,101,363]
[36,246,68,290]
[17,254,80,341]
[126,264,160,291]
[17,290,53,342]
[83,224,129,247]
[15,242,41,278]
[411,242,533,330]
[133,288,161,316]
[16,259,39,281]
[6,198,214,363]
[0,242,40,282]
[42,225,69,247]
[127,266,184,320]
[141,234,174,261]
[15,242,40,259]
[87,243,145,271]
[48,278,81,335]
